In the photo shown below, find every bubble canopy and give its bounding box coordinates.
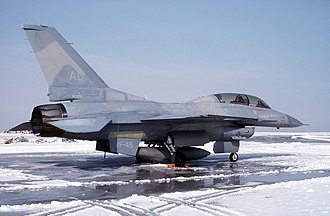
[214,93,271,109]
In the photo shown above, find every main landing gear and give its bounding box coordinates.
[171,152,186,168]
[165,135,187,167]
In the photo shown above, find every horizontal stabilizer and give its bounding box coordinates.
[9,122,32,132]
[49,115,111,133]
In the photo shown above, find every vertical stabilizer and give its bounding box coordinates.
[23,24,146,102]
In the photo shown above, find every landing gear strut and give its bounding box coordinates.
[164,135,176,156]
[164,135,187,167]
[229,152,238,162]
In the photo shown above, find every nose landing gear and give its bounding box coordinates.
[229,152,238,162]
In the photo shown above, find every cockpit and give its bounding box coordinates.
[214,93,271,109]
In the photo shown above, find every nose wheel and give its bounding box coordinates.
[230,152,238,162]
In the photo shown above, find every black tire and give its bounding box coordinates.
[135,157,151,164]
[171,152,186,167]
[229,152,238,162]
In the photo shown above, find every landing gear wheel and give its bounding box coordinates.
[229,153,238,162]
[135,157,150,164]
[171,152,186,167]
[135,157,143,164]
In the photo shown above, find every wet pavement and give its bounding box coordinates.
[1,150,329,206]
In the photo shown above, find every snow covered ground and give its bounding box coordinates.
[0,132,330,215]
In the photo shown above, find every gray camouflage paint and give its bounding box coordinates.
[22,24,303,161]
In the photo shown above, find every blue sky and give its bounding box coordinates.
[0,0,329,132]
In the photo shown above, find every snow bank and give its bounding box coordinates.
[0,134,95,154]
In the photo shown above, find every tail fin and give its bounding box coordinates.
[23,24,145,102]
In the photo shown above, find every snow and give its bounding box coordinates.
[0,168,48,182]
[0,132,330,215]
[215,177,330,215]
[0,200,86,214]
[66,205,121,216]
[0,134,94,154]
[119,194,168,211]
[161,205,212,216]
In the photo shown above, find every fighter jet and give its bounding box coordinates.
[19,24,303,167]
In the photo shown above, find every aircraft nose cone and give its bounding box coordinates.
[286,115,303,127]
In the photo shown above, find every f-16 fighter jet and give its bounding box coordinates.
[19,24,303,167]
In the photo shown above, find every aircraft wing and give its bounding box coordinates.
[142,114,259,125]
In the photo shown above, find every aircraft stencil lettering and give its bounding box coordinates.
[14,24,304,167]
[69,71,84,81]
